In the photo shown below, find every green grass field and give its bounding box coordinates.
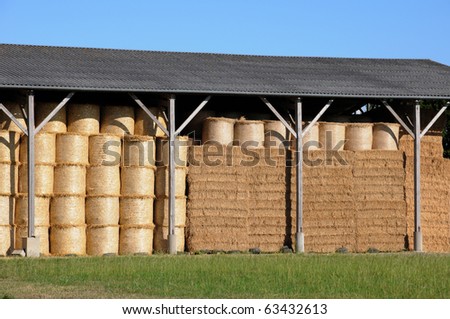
[0,253,448,299]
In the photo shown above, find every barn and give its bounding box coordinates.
[0,44,449,256]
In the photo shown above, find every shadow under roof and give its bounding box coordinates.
[0,44,449,99]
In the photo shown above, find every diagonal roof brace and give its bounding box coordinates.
[260,97,297,138]
[129,93,170,137]
[35,92,74,135]
[0,102,29,135]
[382,100,415,138]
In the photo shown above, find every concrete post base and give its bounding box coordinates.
[295,232,305,253]
[168,234,177,255]
[22,237,40,257]
[414,231,423,252]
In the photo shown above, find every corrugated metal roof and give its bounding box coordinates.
[0,44,449,99]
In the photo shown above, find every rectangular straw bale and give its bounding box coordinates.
[188,216,247,227]
[353,176,405,186]
[20,133,56,164]
[19,164,54,196]
[188,190,249,201]
[187,200,249,213]
[0,163,18,195]
[15,225,49,255]
[352,167,405,177]
[15,195,50,226]
[0,130,20,163]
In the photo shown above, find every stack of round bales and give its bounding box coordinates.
[0,130,20,255]
[67,103,101,135]
[154,136,188,252]
[86,134,121,256]
[120,135,156,255]
[50,133,89,256]
[16,133,56,255]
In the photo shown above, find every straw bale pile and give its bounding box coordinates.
[352,151,406,252]
[400,132,449,252]
[35,102,67,133]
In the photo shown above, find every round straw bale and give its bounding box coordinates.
[0,225,13,255]
[234,120,264,148]
[0,102,26,133]
[302,122,320,150]
[86,165,120,196]
[122,135,155,167]
[119,196,154,225]
[89,134,121,166]
[156,136,189,167]
[263,120,288,148]
[86,225,119,256]
[15,225,50,255]
[183,110,216,138]
[56,133,89,165]
[202,117,235,146]
[50,225,86,256]
[119,225,154,255]
[121,166,155,196]
[20,133,56,164]
[155,166,186,197]
[0,130,20,163]
[101,105,135,136]
[0,163,18,195]
[19,164,54,196]
[15,195,50,226]
[54,164,86,195]
[35,102,67,133]
[67,103,100,135]
[86,196,119,225]
[154,196,186,227]
[372,123,400,150]
[319,122,346,151]
[0,196,14,225]
[153,226,185,252]
[345,123,373,151]
[135,106,168,137]
[50,195,85,226]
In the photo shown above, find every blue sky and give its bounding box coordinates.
[1,0,449,65]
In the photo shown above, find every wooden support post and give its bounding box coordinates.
[413,100,422,252]
[168,95,177,255]
[295,97,304,253]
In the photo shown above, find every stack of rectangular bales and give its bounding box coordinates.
[0,130,20,255]
[296,150,356,252]
[353,151,406,252]
[187,145,250,251]
[247,148,289,251]
[154,136,188,252]
[119,135,156,255]
[400,133,449,251]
